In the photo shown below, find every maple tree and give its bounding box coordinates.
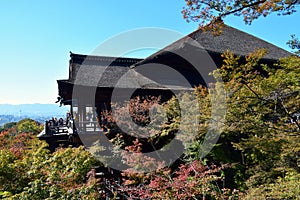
[0,122,102,199]
[213,50,300,198]
[182,0,299,28]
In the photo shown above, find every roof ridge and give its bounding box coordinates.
[69,52,143,63]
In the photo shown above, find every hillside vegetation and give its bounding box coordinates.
[0,119,101,199]
[0,51,299,199]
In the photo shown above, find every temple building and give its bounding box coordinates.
[39,24,292,147]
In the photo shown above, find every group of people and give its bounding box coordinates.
[48,113,73,128]
[46,111,111,132]
[49,117,64,126]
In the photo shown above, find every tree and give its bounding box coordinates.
[215,50,300,198]
[0,122,102,199]
[287,34,300,55]
[16,118,42,134]
[0,122,17,132]
[182,0,299,29]
[103,139,236,199]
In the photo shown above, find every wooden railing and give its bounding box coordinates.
[75,121,102,132]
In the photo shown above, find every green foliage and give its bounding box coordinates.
[182,50,300,196]
[0,121,101,199]
[243,170,300,199]
[287,34,300,56]
[11,146,101,200]
[16,118,42,134]
[0,122,17,132]
[217,51,300,194]
[118,141,235,199]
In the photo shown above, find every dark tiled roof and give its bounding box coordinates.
[62,25,292,90]
[65,53,191,90]
[135,24,292,66]
[189,25,292,60]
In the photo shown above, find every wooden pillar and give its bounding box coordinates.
[78,103,86,131]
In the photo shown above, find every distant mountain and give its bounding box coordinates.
[0,104,69,116]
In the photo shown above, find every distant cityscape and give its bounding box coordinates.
[0,104,70,126]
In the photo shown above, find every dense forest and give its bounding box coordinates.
[0,49,299,199]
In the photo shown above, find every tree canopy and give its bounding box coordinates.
[182,0,299,29]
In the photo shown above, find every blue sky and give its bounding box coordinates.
[0,1,299,104]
